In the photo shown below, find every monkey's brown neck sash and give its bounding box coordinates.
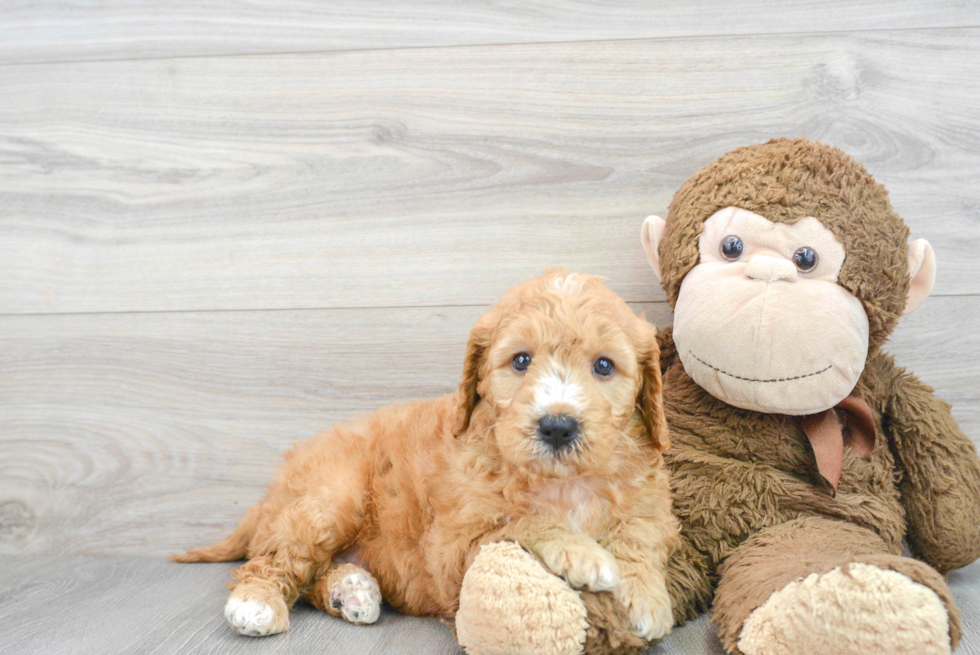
[798,394,876,494]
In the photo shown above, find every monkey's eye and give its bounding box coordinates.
[720,235,744,261]
[793,246,819,272]
[593,357,615,377]
[512,352,532,372]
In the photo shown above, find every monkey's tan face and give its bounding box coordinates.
[673,206,869,415]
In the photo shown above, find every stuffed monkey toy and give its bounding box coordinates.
[454,138,980,655]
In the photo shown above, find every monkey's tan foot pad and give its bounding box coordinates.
[457,541,589,655]
[739,562,951,655]
[224,594,290,637]
[329,569,382,624]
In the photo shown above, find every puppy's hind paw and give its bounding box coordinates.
[330,570,382,625]
[537,538,620,592]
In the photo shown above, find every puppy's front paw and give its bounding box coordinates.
[617,579,673,641]
[537,538,620,591]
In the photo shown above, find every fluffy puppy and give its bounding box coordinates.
[175,270,679,641]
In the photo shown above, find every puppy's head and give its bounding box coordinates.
[453,269,667,477]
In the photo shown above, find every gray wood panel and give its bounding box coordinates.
[3,29,980,315]
[1,297,976,558]
[0,555,464,655]
[1,1,977,65]
[3,4,980,654]
[0,555,977,655]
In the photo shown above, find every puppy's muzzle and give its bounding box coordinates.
[537,414,579,451]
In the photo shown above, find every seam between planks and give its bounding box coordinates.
[0,292,973,320]
[0,300,665,319]
[1,23,979,69]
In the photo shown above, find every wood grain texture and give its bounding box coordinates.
[2,29,980,315]
[1,297,977,558]
[0,1,978,65]
[0,556,464,655]
[0,555,977,654]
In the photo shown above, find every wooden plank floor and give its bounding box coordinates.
[1,1,978,64]
[1,2,979,653]
[3,29,980,314]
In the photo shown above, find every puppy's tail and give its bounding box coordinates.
[170,504,261,563]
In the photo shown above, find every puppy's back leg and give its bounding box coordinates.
[225,486,364,636]
[308,562,383,625]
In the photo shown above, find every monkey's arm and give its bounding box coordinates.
[664,528,714,624]
[876,353,980,573]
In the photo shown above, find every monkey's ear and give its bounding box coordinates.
[453,313,494,437]
[641,215,667,282]
[904,239,936,315]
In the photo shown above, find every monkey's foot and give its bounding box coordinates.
[457,542,589,655]
[739,562,951,655]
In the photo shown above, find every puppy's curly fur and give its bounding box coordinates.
[175,270,679,641]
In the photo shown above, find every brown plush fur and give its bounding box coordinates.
[644,140,980,654]
[175,270,679,636]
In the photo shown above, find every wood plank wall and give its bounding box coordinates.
[1,2,979,557]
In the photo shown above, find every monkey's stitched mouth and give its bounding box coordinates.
[688,351,832,383]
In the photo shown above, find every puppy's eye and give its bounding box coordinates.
[593,357,614,377]
[720,235,744,261]
[512,352,532,372]
[793,246,818,272]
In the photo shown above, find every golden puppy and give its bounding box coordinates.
[175,270,679,641]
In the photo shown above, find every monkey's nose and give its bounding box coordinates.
[537,414,579,450]
[745,255,798,282]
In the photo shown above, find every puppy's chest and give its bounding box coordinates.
[527,480,609,536]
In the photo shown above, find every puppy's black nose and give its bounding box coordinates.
[537,414,579,450]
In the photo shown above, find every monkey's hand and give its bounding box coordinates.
[877,352,980,573]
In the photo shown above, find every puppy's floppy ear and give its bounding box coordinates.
[636,321,670,451]
[453,312,495,437]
